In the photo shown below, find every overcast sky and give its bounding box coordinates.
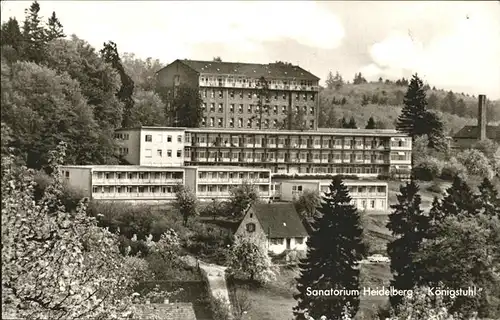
[2,1,500,99]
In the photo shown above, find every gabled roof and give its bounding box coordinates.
[251,203,308,238]
[453,125,500,141]
[177,59,319,81]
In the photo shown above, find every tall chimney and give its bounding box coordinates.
[478,94,487,140]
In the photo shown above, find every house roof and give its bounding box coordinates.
[177,59,320,81]
[453,125,500,141]
[251,203,308,238]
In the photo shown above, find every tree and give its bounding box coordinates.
[226,236,276,284]
[427,92,439,110]
[162,85,203,127]
[45,11,64,41]
[439,175,481,218]
[1,142,136,319]
[1,60,110,169]
[423,111,446,151]
[227,181,259,219]
[440,91,457,114]
[22,1,47,63]
[325,71,344,90]
[348,117,357,129]
[255,76,271,130]
[325,71,335,89]
[1,18,24,61]
[353,72,367,84]
[173,185,198,225]
[456,98,467,117]
[293,189,321,221]
[101,41,135,128]
[456,149,494,179]
[341,117,349,128]
[415,215,500,318]
[293,177,366,319]
[128,88,166,127]
[386,180,429,308]
[318,106,337,128]
[396,74,445,150]
[282,108,309,130]
[365,117,376,129]
[213,56,222,62]
[121,53,164,91]
[361,94,370,106]
[477,177,500,217]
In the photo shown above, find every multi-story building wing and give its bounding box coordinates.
[155,59,320,130]
[273,179,389,212]
[115,126,412,178]
[60,165,272,203]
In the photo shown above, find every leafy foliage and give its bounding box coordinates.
[174,185,199,225]
[294,177,366,319]
[226,181,259,219]
[456,149,494,179]
[293,189,321,221]
[1,142,136,319]
[129,88,166,126]
[227,236,276,284]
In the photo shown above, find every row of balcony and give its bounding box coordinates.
[190,158,393,164]
[196,191,271,197]
[199,81,319,91]
[197,178,270,184]
[192,142,394,150]
[92,178,184,185]
[93,193,177,199]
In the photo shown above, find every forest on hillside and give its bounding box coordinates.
[319,71,500,135]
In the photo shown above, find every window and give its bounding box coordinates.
[282,106,287,114]
[177,150,182,157]
[157,149,162,157]
[296,237,304,244]
[209,117,215,127]
[311,93,315,101]
[201,117,206,126]
[273,119,278,128]
[247,119,252,128]
[303,93,307,101]
[230,118,234,128]
[229,104,234,113]
[177,135,182,142]
[264,119,269,128]
[238,104,243,113]
[210,103,215,112]
[230,90,234,98]
[202,89,207,98]
[167,150,172,157]
[370,200,375,208]
[145,135,152,142]
[167,135,172,142]
[247,104,253,113]
[218,103,223,113]
[65,171,70,178]
[239,91,243,99]
[145,149,152,158]
[218,90,223,98]
[218,118,223,127]
[238,118,243,128]
[210,90,214,98]
[271,238,283,245]
[246,223,256,233]
[310,107,314,115]
[174,75,180,84]
[273,105,278,114]
[295,93,300,101]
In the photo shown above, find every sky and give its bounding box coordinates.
[2,1,500,99]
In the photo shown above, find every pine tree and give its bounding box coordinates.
[396,74,428,137]
[22,1,47,63]
[45,11,65,41]
[348,117,357,129]
[477,177,500,217]
[365,117,376,129]
[100,41,135,128]
[1,18,24,60]
[424,111,446,150]
[293,177,366,319]
[341,117,349,128]
[440,175,481,217]
[386,180,429,308]
[325,71,335,89]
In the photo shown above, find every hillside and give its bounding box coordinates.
[318,81,500,135]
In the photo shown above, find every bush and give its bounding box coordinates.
[209,294,232,320]
[427,181,443,194]
[413,157,443,181]
[186,221,234,265]
[33,170,85,211]
[456,149,494,179]
[441,157,468,181]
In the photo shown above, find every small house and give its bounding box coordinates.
[235,203,309,255]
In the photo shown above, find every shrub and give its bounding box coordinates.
[413,157,443,181]
[209,294,232,320]
[186,222,234,265]
[441,157,468,181]
[427,181,443,194]
[456,149,494,179]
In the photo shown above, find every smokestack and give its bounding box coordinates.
[478,94,487,140]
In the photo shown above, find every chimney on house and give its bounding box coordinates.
[478,94,487,140]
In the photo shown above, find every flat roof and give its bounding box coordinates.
[276,179,387,185]
[187,166,271,171]
[116,126,407,137]
[61,165,186,170]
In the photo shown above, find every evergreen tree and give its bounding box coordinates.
[1,18,24,60]
[386,180,429,308]
[361,94,369,106]
[333,71,344,90]
[396,74,428,137]
[477,177,500,217]
[427,93,439,110]
[293,177,366,319]
[365,117,376,129]
[22,1,47,63]
[212,56,222,62]
[325,71,335,89]
[45,11,65,41]
[341,117,349,128]
[456,98,467,117]
[426,196,443,239]
[341,97,347,105]
[423,111,446,150]
[100,41,135,128]
[348,117,357,129]
[396,74,444,150]
[440,175,481,217]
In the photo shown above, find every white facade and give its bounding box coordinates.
[184,166,272,201]
[267,237,307,255]
[116,128,187,166]
[274,179,389,212]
